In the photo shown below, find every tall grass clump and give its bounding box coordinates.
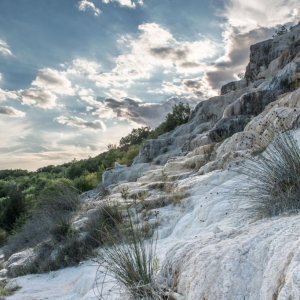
[99,213,162,299]
[239,130,300,217]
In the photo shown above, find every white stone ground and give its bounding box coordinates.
[7,166,300,299]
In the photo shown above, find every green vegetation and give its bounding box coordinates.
[0,102,192,251]
[149,102,192,139]
[239,130,300,217]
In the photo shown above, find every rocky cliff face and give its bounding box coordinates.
[101,23,300,185]
[4,23,300,300]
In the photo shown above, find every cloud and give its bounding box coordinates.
[93,96,198,127]
[19,88,57,109]
[55,116,106,130]
[205,27,274,89]
[0,73,2,81]
[66,59,101,75]
[203,1,300,91]
[32,68,74,95]
[78,0,101,16]
[77,87,104,107]
[88,23,219,89]
[0,39,12,56]
[0,106,25,118]
[222,0,300,33]
[161,77,217,98]
[102,0,143,8]
[0,89,19,102]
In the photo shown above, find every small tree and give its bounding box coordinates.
[119,127,152,149]
[237,72,245,79]
[272,25,288,38]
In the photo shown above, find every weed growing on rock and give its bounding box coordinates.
[99,213,163,299]
[239,130,300,217]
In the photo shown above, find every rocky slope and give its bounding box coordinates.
[3,23,300,299]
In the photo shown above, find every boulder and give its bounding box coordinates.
[5,249,36,278]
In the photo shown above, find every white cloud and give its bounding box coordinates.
[89,23,219,88]
[107,89,129,99]
[0,73,2,81]
[0,39,12,56]
[222,0,300,33]
[201,0,300,91]
[0,106,25,118]
[78,0,101,16]
[66,59,101,75]
[93,96,198,127]
[102,0,143,8]
[0,89,19,102]
[19,88,57,109]
[55,116,106,130]
[77,87,103,107]
[161,77,217,99]
[32,68,74,95]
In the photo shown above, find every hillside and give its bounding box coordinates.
[2,22,300,299]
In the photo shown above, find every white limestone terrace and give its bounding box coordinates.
[4,23,300,300]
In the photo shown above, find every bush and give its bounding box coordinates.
[74,171,98,192]
[4,182,79,258]
[0,186,26,232]
[38,180,79,213]
[85,202,123,247]
[149,102,192,139]
[239,130,300,217]
[99,212,161,299]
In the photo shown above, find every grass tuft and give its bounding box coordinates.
[99,211,163,299]
[238,130,300,217]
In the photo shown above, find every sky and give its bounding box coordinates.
[0,0,299,171]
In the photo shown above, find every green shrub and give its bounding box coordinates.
[100,213,161,299]
[119,144,141,166]
[239,130,300,217]
[74,171,98,192]
[4,182,79,258]
[38,180,79,212]
[148,102,192,139]
[0,186,26,232]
